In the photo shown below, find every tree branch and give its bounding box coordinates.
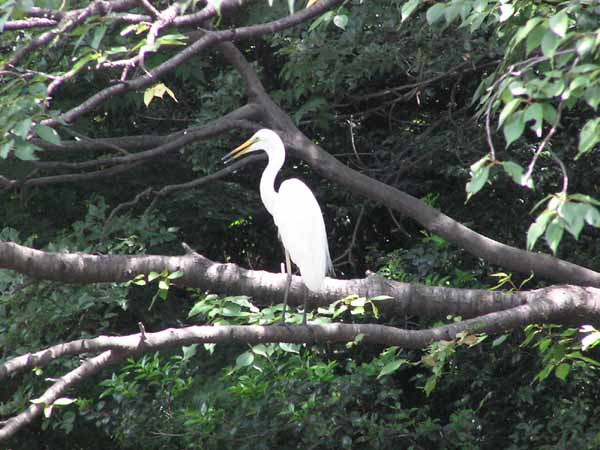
[2,241,599,325]
[42,0,343,126]
[34,111,260,171]
[0,350,126,442]
[1,287,599,442]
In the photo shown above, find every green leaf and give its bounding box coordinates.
[377,359,406,379]
[91,25,107,49]
[503,111,525,147]
[0,139,14,159]
[167,270,184,280]
[470,155,490,173]
[34,124,60,145]
[548,11,568,38]
[181,344,197,360]
[401,0,420,22]
[498,98,522,128]
[554,363,570,381]
[545,219,564,254]
[569,193,600,206]
[541,29,560,58]
[14,143,37,160]
[444,4,461,24]
[576,36,595,56]
[523,103,543,137]
[511,17,542,48]
[424,376,437,396]
[527,209,554,250]
[527,221,545,250]
[584,86,600,110]
[333,14,348,30]
[466,166,489,200]
[560,202,586,239]
[583,205,600,227]
[148,272,160,282]
[279,343,300,353]
[235,351,254,368]
[13,118,32,138]
[426,3,445,24]
[492,334,508,347]
[53,397,76,406]
[188,301,208,318]
[158,279,169,290]
[251,344,271,358]
[502,161,532,188]
[526,24,546,55]
[577,118,600,157]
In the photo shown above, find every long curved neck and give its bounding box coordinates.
[259,141,285,216]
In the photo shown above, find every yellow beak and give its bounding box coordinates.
[306,0,319,7]
[222,136,258,164]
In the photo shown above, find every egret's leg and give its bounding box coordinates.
[281,250,292,324]
[302,294,308,325]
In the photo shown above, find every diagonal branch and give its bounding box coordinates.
[215,39,600,288]
[42,0,343,126]
[0,350,126,442]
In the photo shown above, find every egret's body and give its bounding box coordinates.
[224,129,333,323]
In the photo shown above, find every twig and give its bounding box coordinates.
[333,206,365,269]
[102,187,153,238]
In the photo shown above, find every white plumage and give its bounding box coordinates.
[223,129,334,323]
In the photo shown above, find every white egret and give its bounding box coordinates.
[223,129,334,324]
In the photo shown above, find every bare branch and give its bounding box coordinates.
[154,153,264,197]
[2,18,58,30]
[35,110,260,171]
[0,350,126,442]
[0,162,144,190]
[0,241,529,318]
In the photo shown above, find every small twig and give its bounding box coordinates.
[523,99,566,184]
[333,206,365,269]
[388,208,411,238]
[550,152,569,194]
[102,187,153,238]
[136,0,161,17]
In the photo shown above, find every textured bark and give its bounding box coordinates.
[2,241,600,324]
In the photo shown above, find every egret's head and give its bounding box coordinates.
[223,129,280,164]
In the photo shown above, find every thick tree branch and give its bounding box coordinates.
[2,241,600,325]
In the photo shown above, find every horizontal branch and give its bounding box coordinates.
[2,240,600,324]
[0,162,143,190]
[35,111,260,171]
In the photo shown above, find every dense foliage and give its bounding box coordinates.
[2,0,600,448]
